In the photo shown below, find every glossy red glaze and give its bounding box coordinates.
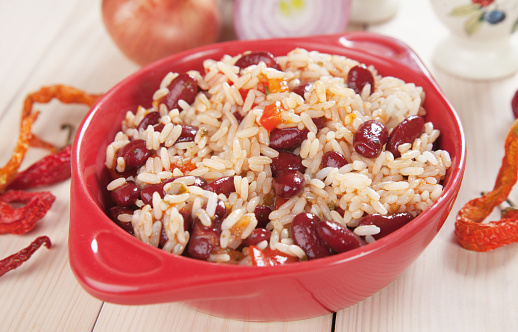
[69,32,466,321]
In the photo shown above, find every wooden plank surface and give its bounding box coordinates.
[0,0,517,331]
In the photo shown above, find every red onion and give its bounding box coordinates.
[233,0,351,40]
[102,0,221,66]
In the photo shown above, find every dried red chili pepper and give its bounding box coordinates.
[20,84,101,120]
[8,124,75,190]
[0,85,102,192]
[7,145,71,190]
[0,236,51,277]
[0,190,55,235]
[455,119,518,251]
[0,111,39,193]
[0,85,100,280]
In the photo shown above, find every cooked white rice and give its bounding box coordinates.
[105,48,451,264]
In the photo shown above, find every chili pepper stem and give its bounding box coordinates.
[506,198,517,207]
[60,123,74,147]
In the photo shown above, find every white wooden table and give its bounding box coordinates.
[1,0,517,331]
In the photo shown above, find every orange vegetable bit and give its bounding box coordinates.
[0,85,102,192]
[260,101,288,132]
[266,77,289,94]
[455,119,518,252]
[179,162,197,173]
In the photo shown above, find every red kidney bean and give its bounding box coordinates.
[203,176,236,196]
[317,220,365,253]
[321,151,348,169]
[159,223,168,248]
[254,205,272,228]
[353,120,388,158]
[312,116,326,130]
[232,111,244,123]
[386,115,425,158]
[153,123,165,133]
[117,139,151,169]
[334,206,345,217]
[108,166,138,182]
[109,205,134,220]
[179,205,193,232]
[187,236,213,260]
[273,170,305,199]
[347,65,375,95]
[191,176,208,188]
[137,111,161,131]
[176,124,199,143]
[187,219,219,260]
[291,213,331,260]
[162,73,199,111]
[139,177,177,205]
[292,82,312,98]
[140,183,165,206]
[358,212,415,240]
[271,151,305,177]
[242,228,271,247]
[109,206,135,235]
[269,127,309,150]
[110,182,140,207]
[234,51,281,71]
[213,199,227,224]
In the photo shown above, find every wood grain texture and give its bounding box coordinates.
[0,0,517,331]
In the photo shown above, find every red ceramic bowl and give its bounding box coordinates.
[69,32,465,321]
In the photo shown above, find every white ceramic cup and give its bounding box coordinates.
[350,0,399,24]
[431,0,518,80]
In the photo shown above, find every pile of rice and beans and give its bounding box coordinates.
[104,49,452,266]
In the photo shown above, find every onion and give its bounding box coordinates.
[233,0,351,40]
[102,0,221,66]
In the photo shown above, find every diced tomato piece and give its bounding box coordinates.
[260,101,286,132]
[239,88,249,101]
[249,245,299,266]
[249,245,269,266]
[257,82,266,94]
[274,196,288,210]
[174,162,196,173]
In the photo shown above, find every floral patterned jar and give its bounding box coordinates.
[431,0,518,80]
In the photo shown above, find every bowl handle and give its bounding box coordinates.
[304,32,428,74]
